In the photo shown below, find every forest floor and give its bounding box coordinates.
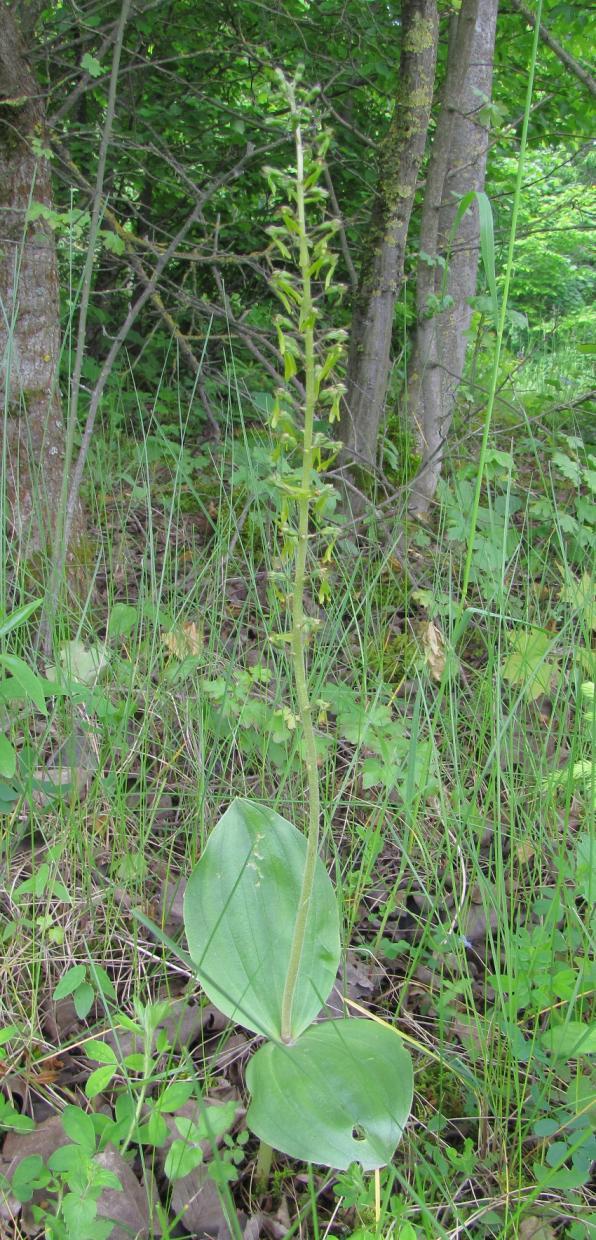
[0,380,594,1239]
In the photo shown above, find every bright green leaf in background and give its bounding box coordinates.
[0,655,48,714]
[502,628,557,700]
[0,600,41,639]
[61,1104,96,1153]
[0,735,16,780]
[246,1019,413,1170]
[107,602,139,637]
[46,640,108,687]
[53,964,87,1000]
[540,1021,596,1059]
[101,229,126,256]
[184,799,340,1041]
[81,52,103,77]
[559,573,595,631]
[85,1065,117,1099]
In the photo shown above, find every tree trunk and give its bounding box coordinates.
[0,6,81,561]
[408,0,498,517]
[338,0,438,489]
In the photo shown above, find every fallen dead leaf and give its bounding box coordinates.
[171,1166,234,1239]
[157,1095,243,1238]
[102,997,227,1060]
[163,621,203,659]
[95,1146,160,1239]
[417,620,446,681]
[324,952,379,1018]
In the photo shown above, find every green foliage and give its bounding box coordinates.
[0,599,48,811]
[2,0,595,1230]
[53,963,116,1022]
[0,997,245,1238]
[184,799,341,1040]
[492,150,595,333]
[528,435,596,562]
[246,1020,413,1171]
[181,73,414,1173]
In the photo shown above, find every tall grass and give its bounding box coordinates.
[2,356,593,1234]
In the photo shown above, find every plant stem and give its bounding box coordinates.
[280,90,321,1045]
[255,1139,273,1194]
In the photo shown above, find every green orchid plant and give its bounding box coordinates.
[183,71,413,1174]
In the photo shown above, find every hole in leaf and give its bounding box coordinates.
[351,1124,367,1142]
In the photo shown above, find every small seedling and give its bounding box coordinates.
[53,963,116,1021]
[183,71,413,1174]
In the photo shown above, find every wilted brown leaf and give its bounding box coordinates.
[162,621,203,659]
[417,620,446,681]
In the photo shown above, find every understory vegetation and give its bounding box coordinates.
[1,2,594,1238]
[1,339,594,1237]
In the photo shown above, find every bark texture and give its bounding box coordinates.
[0,6,75,557]
[339,0,438,480]
[408,0,498,516]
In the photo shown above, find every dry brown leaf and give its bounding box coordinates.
[516,838,536,864]
[157,1096,243,1238]
[418,620,446,681]
[171,1166,234,1239]
[162,621,203,659]
[94,1146,159,1239]
[324,952,379,1018]
[23,1055,64,1086]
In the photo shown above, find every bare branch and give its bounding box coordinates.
[509,0,596,96]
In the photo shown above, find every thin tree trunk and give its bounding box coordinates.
[409,0,498,516]
[0,6,83,562]
[338,0,438,490]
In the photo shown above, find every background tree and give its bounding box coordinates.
[407,0,499,516]
[336,0,438,489]
[4,0,594,561]
[0,5,82,563]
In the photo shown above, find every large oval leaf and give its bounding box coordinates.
[183,798,340,1041]
[246,1018,413,1170]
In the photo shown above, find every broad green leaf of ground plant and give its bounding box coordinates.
[540,1021,596,1059]
[502,627,557,700]
[184,798,340,1041]
[245,1019,413,1170]
[0,734,16,780]
[0,600,42,639]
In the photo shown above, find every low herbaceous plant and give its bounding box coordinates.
[183,72,413,1175]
